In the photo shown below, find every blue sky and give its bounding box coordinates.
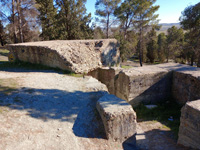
[86,0,200,23]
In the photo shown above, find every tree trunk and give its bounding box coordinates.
[17,0,23,43]
[166,46,169,63]
[124,28,127,40]
[191,55,194,66]
[139,28,143,67]
[12,0,17,43]
[106,13,109,39]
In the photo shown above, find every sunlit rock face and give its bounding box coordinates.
[7,39,120,73]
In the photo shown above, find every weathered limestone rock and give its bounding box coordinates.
[88,67,122,94]
[7,39,120,73]
[178,100,200,149]
[172,71,200,105]
[115,66,172,107]
[96,94,137,142]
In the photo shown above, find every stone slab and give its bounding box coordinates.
[7,39,120,73]
[88,67,122,94]
[115,66,172,107]
[96,94,137,142]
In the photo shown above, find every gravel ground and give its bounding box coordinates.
[0,58,197,150]
[0,70,124,150]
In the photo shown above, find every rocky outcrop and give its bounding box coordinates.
[7,39,120,73]
[115,66,172,107]
[178,100,200,149]
[96,94,137,142]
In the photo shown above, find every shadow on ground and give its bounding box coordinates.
[0,87,107,139]
[135,129,193,150]
[0,61,74,74]
[158,63,200,72]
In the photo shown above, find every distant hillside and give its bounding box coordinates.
[157,23,181,34]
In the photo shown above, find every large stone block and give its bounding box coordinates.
[178,100,200,149]
[96,94,137,142]
[172,72,200,105]
[7,39,120,73]
[115,66,172,107]
[88,67,122,94]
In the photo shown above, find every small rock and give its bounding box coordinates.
[57,135,60,138]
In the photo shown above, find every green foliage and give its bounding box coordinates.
[114,28,138,62]
[0,49,9,56]
[121,65,132,69]
[132,0,160,66]
[166,26,184,62]
[114,0,135,40]
[94,26,105,39]
[55,0,93,40]
[135,100,182,139]
[0,20,6,46]
[157,33,167,63]
[147,40,158,63]
[114,0,160,64]
[146,28,158,63]
[36,0,58,40]
[180,2,200,66]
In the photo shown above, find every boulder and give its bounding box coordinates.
[178,100,200,149]
[96,94,137,142]
[7,39,120,73]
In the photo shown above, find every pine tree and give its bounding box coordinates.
[0,20,6,46]
[114,0,135,40]
[56,0,93,40]
[133,0,160,66]
[166,26,184,62]
[146,28,158,63]
[157,33,166,63]
[95,0,121,38]
[36,0,57,40]
[180,2,200,66]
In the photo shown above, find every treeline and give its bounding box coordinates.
[0,0,92,43]
[0,0,199,66]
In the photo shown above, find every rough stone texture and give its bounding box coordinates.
[151,63,200,105]
[88,63,200,107]
[178,100,200,149]
[115,66,172,107]
[88,67,122,94]
[7,39,120,73]
[96,94,137,142]
[172,71,200,105]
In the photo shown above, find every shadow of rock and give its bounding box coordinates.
[72,92,107,139]
[0,87,107,139]
[122,134,138,150]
